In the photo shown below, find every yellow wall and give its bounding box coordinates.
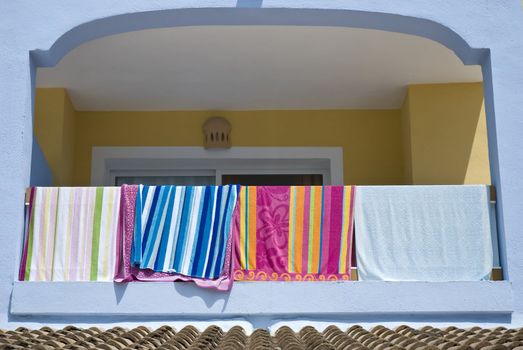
[400,93,413,184]
[74,110,404,186]
[401,83,491,184]
[34,89,76,185]
[34,83,491,187]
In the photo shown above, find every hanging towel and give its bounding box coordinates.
[354,185,494,281]
[19,187,121,281]
[114,185,236,291]
[131,185,239,281]
[233,186,355,281]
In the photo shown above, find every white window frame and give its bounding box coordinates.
[91,147,344,186]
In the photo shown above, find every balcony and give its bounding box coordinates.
[11,184,511,324]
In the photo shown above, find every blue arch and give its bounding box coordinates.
[31,8,488,68]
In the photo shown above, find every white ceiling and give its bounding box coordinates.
[36,26,482,111]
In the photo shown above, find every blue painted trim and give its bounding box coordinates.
[29,55,52,187]
[481,53,507,280]
[29,138,52,186]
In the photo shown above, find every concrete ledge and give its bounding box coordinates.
[11,281,512,317]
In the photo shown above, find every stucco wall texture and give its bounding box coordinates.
[1,0,523,329]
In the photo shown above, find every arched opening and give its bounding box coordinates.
[28,8,496,186]
[30,22,500,273]
[32,25,489,187]
[14,8,511,321]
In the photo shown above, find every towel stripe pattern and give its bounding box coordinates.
[19,187,121,281]
[132,185,239,279]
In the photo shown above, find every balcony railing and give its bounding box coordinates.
[12,184,508,321]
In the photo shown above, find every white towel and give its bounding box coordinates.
[355,185,493,281]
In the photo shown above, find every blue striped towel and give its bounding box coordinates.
[132,185,240,279]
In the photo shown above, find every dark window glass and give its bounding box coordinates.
[222,174,323,186]
[115,175,215,186]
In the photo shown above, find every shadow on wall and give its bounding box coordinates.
[401,83,490,185]
[235,0,263,8]
[30,137,52,186]
[33,88,76,186]
[113,282,231,310]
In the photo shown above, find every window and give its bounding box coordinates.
[91,147,343,186]
[115,173,324,186]
[115,175,215,186]
[222,174,323,186]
